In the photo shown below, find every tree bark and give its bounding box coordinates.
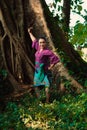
[62,0,71,33]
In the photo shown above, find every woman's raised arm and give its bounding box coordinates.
[28,27,36,42]
[28,27,39,50]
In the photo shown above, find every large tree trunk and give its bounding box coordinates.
[0,0,86,95]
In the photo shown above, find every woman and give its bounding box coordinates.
[28,27,60,103]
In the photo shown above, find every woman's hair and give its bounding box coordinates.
[38,36,46,41]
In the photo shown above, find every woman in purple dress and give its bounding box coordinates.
[28,27,60,103]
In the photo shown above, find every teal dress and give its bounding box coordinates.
[34,62,50,87]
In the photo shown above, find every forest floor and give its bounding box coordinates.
[0,83,87,130]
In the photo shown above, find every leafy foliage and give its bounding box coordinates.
[69,22,87,61]
[0,92,87,130]
[48,0,83,26]
[71,0,83,14]
[69,22,87,48]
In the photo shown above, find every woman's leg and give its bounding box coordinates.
[35,87,40,98]
[45,87,50,103]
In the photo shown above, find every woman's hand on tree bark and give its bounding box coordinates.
[28,27,33,33]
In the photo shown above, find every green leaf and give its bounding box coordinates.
[77,5,82,12]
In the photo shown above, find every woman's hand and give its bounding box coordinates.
[27,27,36,41]
[28,27,33,33]
[48,64,54,70]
